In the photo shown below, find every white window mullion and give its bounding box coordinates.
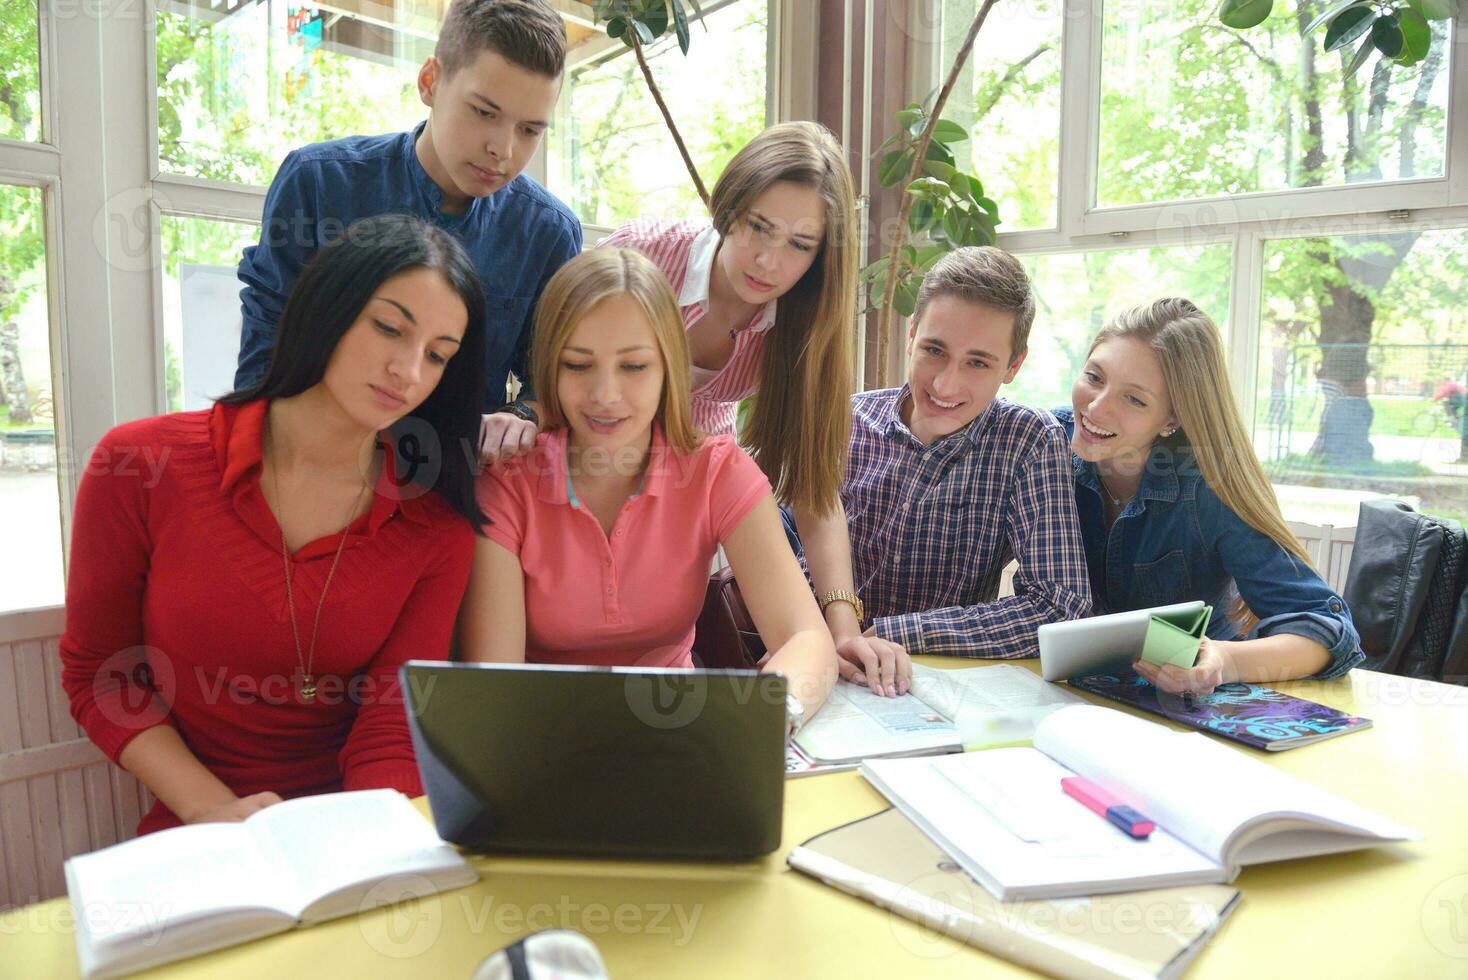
[1054,0,1101,240]
[0,140,60,183]
[49,2,118,510]
[1448,18,1467,205]
[1228,232,1264,430]
[151,175,268,226]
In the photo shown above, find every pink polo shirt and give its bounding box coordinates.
[476,425,772,667]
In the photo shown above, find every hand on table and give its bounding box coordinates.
[835,630,912,697]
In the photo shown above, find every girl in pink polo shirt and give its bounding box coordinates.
[461,248,837,721]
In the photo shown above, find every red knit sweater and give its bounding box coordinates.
[60,400,473,834]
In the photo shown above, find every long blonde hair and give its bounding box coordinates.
[1092,298,1311,630]
[710,121,857,516]
[531,248,702,453]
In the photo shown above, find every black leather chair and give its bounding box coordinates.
[1341,499,1468,685]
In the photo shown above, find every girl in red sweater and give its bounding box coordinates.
[61,214,486,833]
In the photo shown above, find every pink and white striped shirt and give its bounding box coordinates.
[600,218,776,435]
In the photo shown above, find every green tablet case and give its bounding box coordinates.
[1140,605,1212,668]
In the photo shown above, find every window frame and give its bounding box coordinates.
[0,0,796,627]
[905,2,1468,416]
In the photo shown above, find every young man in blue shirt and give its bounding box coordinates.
[236,0,581,462]
[796,247,1091,695]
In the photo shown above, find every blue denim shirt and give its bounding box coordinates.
[236,122,582,409]
[1053,408,1363,680]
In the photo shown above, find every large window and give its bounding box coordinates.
[918,1,1465,526]
[1254,228,1468,525]
[1097,0,1451,208]
[0,2,42,143]
[1011,244,1232,411]
[0,184,60,614]
[548,0,769,227]
[939,0,1061,231]
[157,0,428,185]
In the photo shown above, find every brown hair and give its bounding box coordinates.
[531,248,702,454]
[435,0,567,79]
[710,121,858,517]
[1090,298,1312,631]
[913,246,1035,362]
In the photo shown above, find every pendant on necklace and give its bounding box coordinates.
[301,675,317,702]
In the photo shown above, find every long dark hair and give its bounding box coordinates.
[221,214,488,528]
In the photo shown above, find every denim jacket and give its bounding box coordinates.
[1053,409,1364,680]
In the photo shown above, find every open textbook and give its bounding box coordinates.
[789,808,1240,980]
[64,790,477,980]
[789,663,1086,773]
[862,705,1418,902]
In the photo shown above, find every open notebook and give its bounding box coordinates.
[65,790,477,980]
[790,663,1086,772]
[862,705,1419,901]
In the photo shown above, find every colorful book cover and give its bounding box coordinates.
[1067,672,1372,751]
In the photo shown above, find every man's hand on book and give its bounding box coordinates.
[1132,638,1230,696]
[478,412,538,465]
[835,633,912,697]
[185,791,285,824]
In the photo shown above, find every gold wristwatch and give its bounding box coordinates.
[819,589,865,624]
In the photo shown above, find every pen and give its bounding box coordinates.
[1060,775,1155,839]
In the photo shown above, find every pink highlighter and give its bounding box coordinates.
[1060,776,1155,839]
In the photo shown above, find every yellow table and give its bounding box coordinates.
[4,661,1466,979]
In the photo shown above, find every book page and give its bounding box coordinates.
[794,681,958,764]
[244,790,473,921]
[1033,705,1417,865]
[66,823,293,950]
[910,664,1084,745]
[863,749,1220,901]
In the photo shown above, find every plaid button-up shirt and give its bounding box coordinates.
[846,387,1091,657]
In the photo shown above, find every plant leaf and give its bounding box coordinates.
[632,17,655,44]
[1413,0,1459,19]
[924,141,955,166]
[1371,15,1404,56]
[942,208,963,243]
[1304,0,1366,35]
[671,0,691,53]
[877,147,916,187]
[1324,5,1377,52]
[896,108,923,132]
[924,160,959,182]
[931,119,969,144]
[1219,0,1273,30]
[1395,8,1432,64]
[893,278,919,318]
[909,200,935,234]
[915,245,946,269]
[1345,32,1376,75]
[606,15,627,38]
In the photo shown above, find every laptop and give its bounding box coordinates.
[1038,601,1207,682]
[399,661,788,860]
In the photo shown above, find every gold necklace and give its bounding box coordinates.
[269,431,372,702]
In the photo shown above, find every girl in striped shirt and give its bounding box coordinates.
[601,123,882,678]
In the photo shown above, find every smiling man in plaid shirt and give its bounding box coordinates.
[797,247,1090,694]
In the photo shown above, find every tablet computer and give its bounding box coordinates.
[400,661,787,860]
[1038,601,1207,682]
